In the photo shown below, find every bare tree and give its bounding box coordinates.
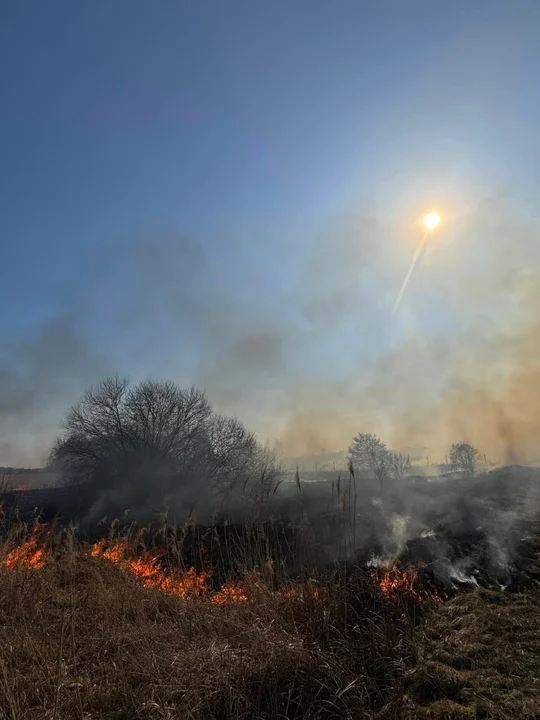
[449,441,479,477]
[50,376,280,517]
[348,433,389,491]
[388,451,412,482]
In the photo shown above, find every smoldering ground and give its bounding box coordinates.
[268,463,540,589]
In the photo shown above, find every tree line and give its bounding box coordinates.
[50,376,482,517]
[348,432,481,490]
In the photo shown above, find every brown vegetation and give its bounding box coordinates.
[400,587,540,719]
[0,521,419,719]
[0,518,539,719]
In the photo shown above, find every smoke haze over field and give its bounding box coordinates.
[1,193,539,468]
[2,2,540,467]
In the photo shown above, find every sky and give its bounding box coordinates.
[1,0,540,466]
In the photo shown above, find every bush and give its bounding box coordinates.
[50,376,281,520]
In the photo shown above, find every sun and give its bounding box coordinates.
[423,211,441,230]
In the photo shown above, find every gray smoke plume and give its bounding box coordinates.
[273,463,540,589]
[2,195,540,595]
[0,315,110,467]
[2,193,539,516]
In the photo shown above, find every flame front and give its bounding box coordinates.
[3,527,441,605]
[91,540,212,600]
[210,583,249,604]
[4,523,49,570]
[375,562,417,595]
[371,562,442,603]
[90,538,124,562]
[89,540,323,604]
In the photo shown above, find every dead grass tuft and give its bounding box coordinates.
[403,588,540,719]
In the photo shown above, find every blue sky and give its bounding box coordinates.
[1,0,540,464]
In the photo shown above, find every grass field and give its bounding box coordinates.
[0,520,538,719]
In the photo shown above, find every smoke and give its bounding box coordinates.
[350,464,540,588]
[266,193,540,466]
[3,197,540,590]
[1,191,539,471]
[0,316,109,467]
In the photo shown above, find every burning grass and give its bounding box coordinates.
[4,525,438,607]
[4,521,50,570]
[370,562,443,604]
[0,522,420,719]
[1,520,539,719]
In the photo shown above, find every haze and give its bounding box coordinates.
[1,1,540,467]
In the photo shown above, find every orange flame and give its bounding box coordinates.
[90,540,212,599]
[210,582,249,604]
[130,561,211,600]
[4,523,50,570]
[90,538,127,562]
[2,527,343,606]
[89,540,323,604]
[370,562,442,603]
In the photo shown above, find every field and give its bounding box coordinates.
[403,587,540,718]
[0,516,539,720]
[0,471,58,492]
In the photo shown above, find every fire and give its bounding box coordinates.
[4,522,50,570]
[5,526,439,606]
[89,540,323,605]
[90,540,252,603]
[375,562,417,595]
[91,539,212,599]
[211,582,249,604]
[370,562,442,603]
[211,581,320,604]
[90,538,127,562]
[130,561,211,600]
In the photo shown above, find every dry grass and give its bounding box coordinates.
[0,526,417,720]
[398,588,540,719]
[1,520,540,719]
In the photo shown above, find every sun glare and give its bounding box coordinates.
[423,211,441,230]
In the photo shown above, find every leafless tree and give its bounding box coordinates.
[50,376,280,516]
[388,451,412,482]
[449,441,479,477]
[348,433,389,491]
